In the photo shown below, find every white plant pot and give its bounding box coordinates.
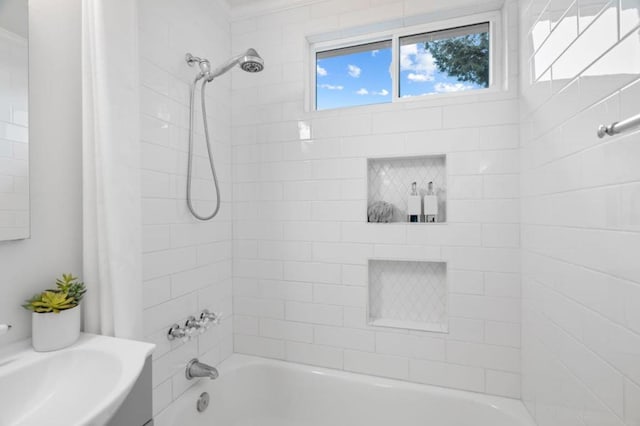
[31,305,81,352]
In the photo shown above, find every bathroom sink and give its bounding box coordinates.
[0,333,155,426]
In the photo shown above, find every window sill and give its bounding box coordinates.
[307,84,515,116]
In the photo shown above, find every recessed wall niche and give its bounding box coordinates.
[368,259,448,333]
[367,155,446,224]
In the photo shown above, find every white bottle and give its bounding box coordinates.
[424,181,438,223]
[407,182,421,223]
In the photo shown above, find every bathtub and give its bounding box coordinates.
[155,354,536,426]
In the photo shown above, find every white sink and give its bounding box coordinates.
[0,333,155,426]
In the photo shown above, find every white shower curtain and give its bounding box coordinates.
[81,0,143,339]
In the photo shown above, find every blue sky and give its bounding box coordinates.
[316,40,485,110]
[316,47,392,110]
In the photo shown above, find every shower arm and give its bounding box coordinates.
[185,53,204,68]
[185,53,211,80]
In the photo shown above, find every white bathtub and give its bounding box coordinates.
[155,354,536,426]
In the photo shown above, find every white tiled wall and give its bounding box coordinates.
[230,0,523,398]
[520,0,640,424]
[134,0,640,417]
[137,0,233,420]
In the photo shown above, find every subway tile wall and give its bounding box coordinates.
[231,0,523,398]
[520,0,640,425]
[137,0,233,421]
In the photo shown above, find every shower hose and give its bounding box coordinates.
[186,75,221,221]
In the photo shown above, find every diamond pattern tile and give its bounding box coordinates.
[369,260,447,332]
[368,155,446,222]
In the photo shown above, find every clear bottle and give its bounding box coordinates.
[407,181,421,223]
[424,181,438,223]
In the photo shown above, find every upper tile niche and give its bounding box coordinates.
[367,155,447,224]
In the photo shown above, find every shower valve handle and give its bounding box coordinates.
[167,323,187,341]
[200,309,221,326]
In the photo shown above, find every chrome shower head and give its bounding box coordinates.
[238,48,264,73]
[197,48,265,80]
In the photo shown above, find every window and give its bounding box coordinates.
[399,23,489,98]
[316,40,392,110]
[312,14,499,111]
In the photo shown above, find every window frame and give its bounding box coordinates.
[308,10,503,112]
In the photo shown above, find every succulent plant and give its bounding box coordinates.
[22,273,87,314]
[55,273,86,303]
[23,291,77,313]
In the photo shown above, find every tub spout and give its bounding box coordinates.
[186,358,219,380]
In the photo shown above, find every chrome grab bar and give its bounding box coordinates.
[597,112,640,138]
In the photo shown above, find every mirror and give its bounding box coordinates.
[0,0,29,241]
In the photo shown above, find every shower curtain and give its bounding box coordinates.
[81,0,142,339]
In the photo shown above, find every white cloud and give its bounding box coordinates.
[400,44,436,82]
[316,64,327,77]
[407,73,431,82]
[356,88,389,96]
[434,82,474,93]
[347,64,361,78]
[319,84,344,90]
[371,49,379,57]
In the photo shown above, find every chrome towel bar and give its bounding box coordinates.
[598,112,640,138]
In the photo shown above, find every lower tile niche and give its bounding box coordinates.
[368,259,448,333]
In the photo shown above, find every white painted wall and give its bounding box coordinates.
[0,0,29,38]
[230,0,523,398]
[520,0,640,424]
[0,0,82,345]
[136,0,234,420]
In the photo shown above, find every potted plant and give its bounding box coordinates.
[23,274,86,352]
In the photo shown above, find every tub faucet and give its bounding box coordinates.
[0,324,11,335]
[186,358,219,380]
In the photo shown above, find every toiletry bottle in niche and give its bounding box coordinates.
[407,181,421,223]
[424,181,438,223]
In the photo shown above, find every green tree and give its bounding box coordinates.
[425,32,489,87]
